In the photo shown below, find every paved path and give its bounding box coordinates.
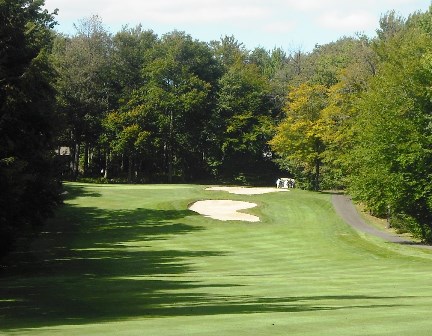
[332,194,432,249]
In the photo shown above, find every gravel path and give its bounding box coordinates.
[332,194,432,249]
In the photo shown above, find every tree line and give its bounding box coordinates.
[2,0,432,258]
[52,18,283,185]
[271,10,432,241]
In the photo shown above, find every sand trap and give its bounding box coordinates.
[206,186,287,195]
[189,200,259,222]
[190,186,285,222]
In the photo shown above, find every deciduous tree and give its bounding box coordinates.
[348,17,432,240]
[270,83,328,190]
[52,15,112,177]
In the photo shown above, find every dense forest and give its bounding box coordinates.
[2,0,432,256]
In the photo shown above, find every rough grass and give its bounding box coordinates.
[1,183,432,335]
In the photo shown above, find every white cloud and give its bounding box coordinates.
[44,0,428,28]
[45,0,107,19]
[318,11,377,31]
[280,0,346,12]
[263,21,296,33]
[281,0,427,16]
[43,0,430,50]
[103,2,269,24]
[45,0,271,25]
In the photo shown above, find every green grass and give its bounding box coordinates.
[1,183,432,335]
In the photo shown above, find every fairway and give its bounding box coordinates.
[1,183,432,335]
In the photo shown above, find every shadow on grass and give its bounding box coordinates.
[62,183,103,200]
[0,186,411,330]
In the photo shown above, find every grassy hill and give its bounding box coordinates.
[1,183,432,335]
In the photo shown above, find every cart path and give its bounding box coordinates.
[332,194,432,249]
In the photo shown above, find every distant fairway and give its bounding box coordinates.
[2,183,432,335]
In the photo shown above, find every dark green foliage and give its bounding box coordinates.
[52,26,285,184]
[213,60,279,183]
[0,0,60,256]
[103,31,221,182]
[347,8,432,241]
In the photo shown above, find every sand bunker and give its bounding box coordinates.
[190,186,285,222]
[205,186,287,195]
[189,200,259,222]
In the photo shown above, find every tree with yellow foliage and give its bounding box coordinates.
[269,83,327,190]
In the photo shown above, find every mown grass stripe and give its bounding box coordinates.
[1,183,432,335]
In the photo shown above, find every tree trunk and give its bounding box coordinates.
[314,159,320,191]
[104,150,110,179]
[168,150,173,183]
[73,141,81,179]
[83,143,89,176]
[128,155,133,183]
[168,109,174,183]
[121,154,125,174]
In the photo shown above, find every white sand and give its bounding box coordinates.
[189,200,259,222]
[205,186,288,195]
[189,186,287,222]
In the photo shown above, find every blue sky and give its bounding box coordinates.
[43,0,431,52]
